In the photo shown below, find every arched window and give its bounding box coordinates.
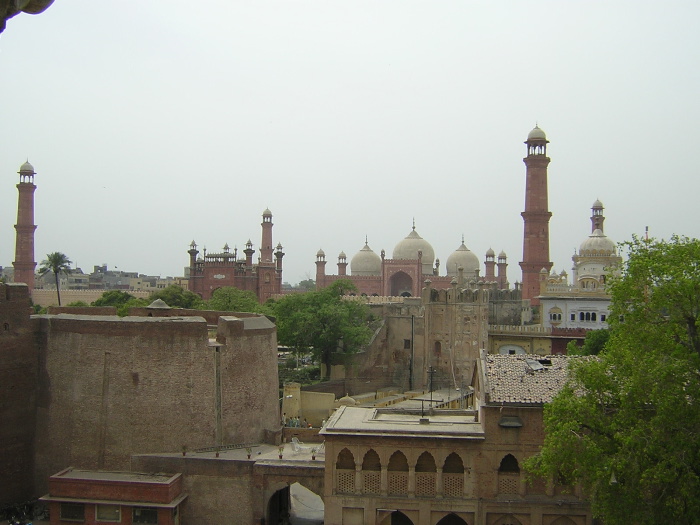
[362,449,381,494]
[498,454,520,495]
[387,451,409,496]
[499,454,520,473]
[434,341,442,356]
[336,448,354,470]
[415,451,436,497]
[591,312,597,321]
[335,448,355,494]
[443,452,465,498]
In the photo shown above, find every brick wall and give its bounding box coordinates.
[0,283,37,505]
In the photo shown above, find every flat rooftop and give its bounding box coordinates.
[321,406,484,440]
[52,468,179,485]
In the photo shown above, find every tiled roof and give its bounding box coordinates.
[484,355,588,405]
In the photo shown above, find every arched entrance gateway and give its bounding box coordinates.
[390,271,413,297]
[266,482,324,525]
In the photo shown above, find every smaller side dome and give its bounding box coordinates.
[147,299,171,309]
[338,394,357,406]
[262,208,272,217]
[316,248,325,257]
[338,251,346,259]
[527,125,547,141]
[350,241,382,276]
[445,241,480,277]
[485,247,495,257]
[592,199,604,209]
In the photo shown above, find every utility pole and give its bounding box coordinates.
[428,366,435,407]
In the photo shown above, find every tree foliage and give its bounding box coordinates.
[147,285,203,309]
[38,252,72,306]
[526,236,700,524]
[566,329,610,355]
[271,279,373,379]
[92,290,148,316]
[206,287,261,313]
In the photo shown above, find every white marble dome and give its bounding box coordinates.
[392,226,435,274]
[527,125,547,141]
[350,241,381,276]
[445,242,480,277]
[579,229,616,256]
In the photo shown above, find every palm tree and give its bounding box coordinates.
[38,252,72,306]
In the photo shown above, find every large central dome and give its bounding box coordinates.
[392,224,435,275]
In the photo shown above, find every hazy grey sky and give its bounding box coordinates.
[2,1,699,286]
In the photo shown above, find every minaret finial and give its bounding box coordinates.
[461,233,465,244]
[365,235,368,245]
[412,218,416,231]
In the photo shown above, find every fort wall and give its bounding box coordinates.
[0,283,37,505]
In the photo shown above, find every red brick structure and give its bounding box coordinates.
[316,227,509,298]
[520,126,553,306]
[187,208,284,302]
[41,468,186,525]
[13,161,37,290]
[0,283,37,506]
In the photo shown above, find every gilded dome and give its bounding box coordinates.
[527,125,547,141]
[579,229,616,256]
[445,241,480,277]
[392,225,435,274]
[350,241,381,276]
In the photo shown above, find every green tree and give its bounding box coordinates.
[526,235,700,524]
[148,285,203,309]
[296,278,316,292]
[92,290,148,316]
[566,329,610,355]
[206,287,261,313]
[38,252,72,306]
[272,279,373,379]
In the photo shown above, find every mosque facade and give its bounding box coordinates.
[187,208,284,302]
[315,226,509,298]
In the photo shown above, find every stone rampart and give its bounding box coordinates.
[33,311,280,495]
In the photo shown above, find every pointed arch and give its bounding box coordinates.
[550,518,577,525]
[335,448,355,495]
[498,454,520,473]
[387,451,408,496]
[390,271,413,297]
[435,514,468,525]
[443,452,465,498]
[493,515,523,525]
[415,451,436,497]
[336,448,355,469]
[362,449,381,495]
[498,454,520,495]
[378,511,414,525]
[362,449,381,470]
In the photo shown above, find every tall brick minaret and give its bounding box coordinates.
[519,126,553,306]
[260,208,274,263]
[13,161,37,289]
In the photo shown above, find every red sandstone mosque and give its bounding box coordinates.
[315,125,552,300]
[186,208,285,302]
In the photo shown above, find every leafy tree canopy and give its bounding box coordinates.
[526,235,700,524]
[147,285,203,309]
[92,290,136,307]
[206,287,261,313]
[296,278,316,292]
[271,279,373,379]
[566,329,610,355]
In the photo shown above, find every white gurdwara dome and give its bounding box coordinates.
[579,229,616,256]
